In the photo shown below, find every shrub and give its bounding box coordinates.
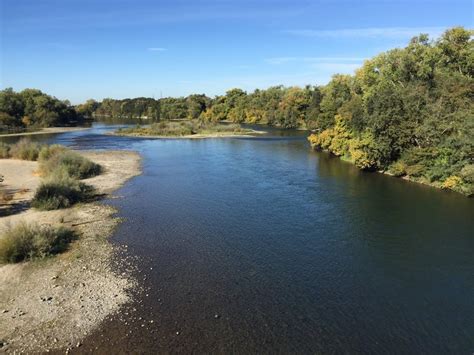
[9,139,41,161]
[441,175,463,190]
[348,133,378,170]
[32,176,95,210]
[40,150,101,179]
[0,222,75,263]
[0,142,10,158]
[38,144,67,162]
[389,161,407,177]
[405,164,425,177]
[460,164,474,184]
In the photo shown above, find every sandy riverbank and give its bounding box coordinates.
[0,150,141,353]
[0,127,89,138]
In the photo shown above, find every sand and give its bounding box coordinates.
[0,150,141,353]
[0,127,90,138]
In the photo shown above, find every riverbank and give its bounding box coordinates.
[310,144,472,197]
[0,150,141,353]
[110,129,265,139]
[0,127,89,138]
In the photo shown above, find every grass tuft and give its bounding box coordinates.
[32,176,95,210]
[39,149,102,179]
[9,139,42,161]
[0,222,75,263]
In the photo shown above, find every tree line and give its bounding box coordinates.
[0,89,85,132]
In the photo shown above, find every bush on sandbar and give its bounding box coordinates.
[32,176,95,210]
[9,139,42,161]
[39,148,101,180]
[0,222,75,263]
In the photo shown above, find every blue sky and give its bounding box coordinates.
[1,0,472,103]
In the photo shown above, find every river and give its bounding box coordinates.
[2,123,473,354]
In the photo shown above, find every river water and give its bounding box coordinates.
[3,124,473,353]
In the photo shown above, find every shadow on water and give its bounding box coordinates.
[3,123,473,353]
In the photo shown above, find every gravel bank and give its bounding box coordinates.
[0,150,141,353]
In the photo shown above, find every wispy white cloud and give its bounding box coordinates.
[265,56,366,65]
[283,27,446,39]
[147,47,167,51]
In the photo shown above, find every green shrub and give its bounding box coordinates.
[460,164,474,184]
[405,164,425,177]
[0,222,75,263]
[40,150,101,179]
[9,139,41,161]
[32,176,95,210]
[389,161,407,177]
[0,142,10,158]
[38,144,67,161]
[116,120,252,137]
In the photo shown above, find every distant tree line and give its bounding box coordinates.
[91,94,211,122]
[0,89,84,132]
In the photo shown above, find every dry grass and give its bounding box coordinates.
[0,222,76,263]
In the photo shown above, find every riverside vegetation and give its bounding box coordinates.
[0,140,102,263]
[0,27,472,195]
[114,120,257,137]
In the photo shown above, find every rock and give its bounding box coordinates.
[1,309,8,313]
[214,314,220,319]
[176,331,180,335]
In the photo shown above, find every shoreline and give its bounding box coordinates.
[109,129,266,139]
[0,150,142,353]
[0,127,90,138]
[314,148,469,196]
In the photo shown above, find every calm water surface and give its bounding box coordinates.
[4,124,473,354]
